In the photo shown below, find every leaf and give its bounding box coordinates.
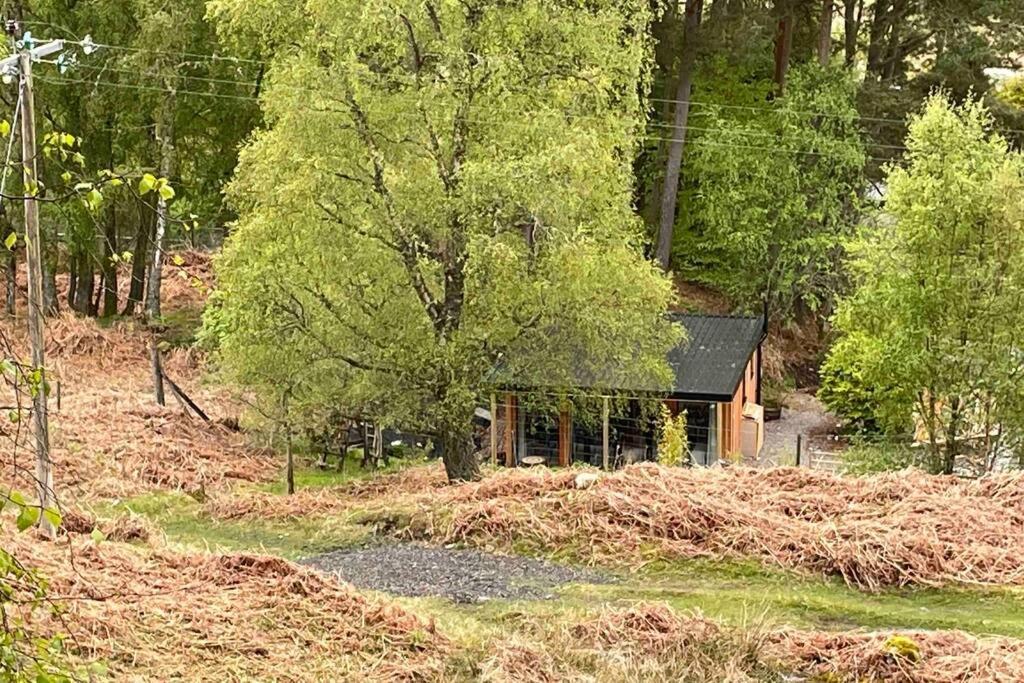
[16,506,39,531]
[74,182,93,192]
[61,132,75,147]
[158,183,176,201]
[86,187,104,210]
[42,507,62,529]
[0,119,10,137]
[9,490,26,507]
[172,254,185,266]
[90,528,105,544]
[60,171,72,184]
[139,173,157,195]
[109,177,124,187]
[4,232,16,250]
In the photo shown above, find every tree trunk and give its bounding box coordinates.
[866,0,891,78]
[880,0,905,82]
[123,202,152,316]
[817,0,833,66]
[102,130,119,317]
[42,244,57,316]
[440,427,480,482]
[285,426,295,495]
[72,252,94,315]
[150,337,165,406]
[655,0,703,271]
[5,246,14,317]
[67,255,78,311]
[843,0,862,66]
[145,100,175,321]
[773,2,795,95]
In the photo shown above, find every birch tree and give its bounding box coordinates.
[206,0,682,482]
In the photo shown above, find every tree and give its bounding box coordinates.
[820,95,1024,473]
[674,64,865,320]
[205,0,682,482]
[655,0,703,271]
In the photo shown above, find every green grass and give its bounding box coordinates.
[557,559,1024,638]
[88,459,431,559]
[92,489,373,560]
[255,455,430,494]
[384,558,1024,645]
[411,551,1021,641]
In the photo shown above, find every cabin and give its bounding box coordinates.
[490,313,767,468]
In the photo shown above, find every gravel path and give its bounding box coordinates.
[760,391,842,468]
[301,542,610,603]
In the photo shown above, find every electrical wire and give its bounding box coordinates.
[36,35,1024,136]
[35,74,897,162]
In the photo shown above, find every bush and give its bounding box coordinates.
[840,441,920,475]
[657,406,690,467]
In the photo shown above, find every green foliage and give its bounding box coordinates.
[839,441,920,476]
[675,65,866,320]
[822,94,1024,473]
[205,0,682,479]
[997,75,1024,111]
[657,405,689,467]
[818,333,913,435]
[0,491,73,682]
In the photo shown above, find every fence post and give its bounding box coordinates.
[602,397,610,470]
[796,433,802,467]
[489,393,498,466]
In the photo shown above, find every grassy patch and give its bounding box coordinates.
[256,456,430,494]
[558,558,1024,638]
[387,558,1024,650]
[91,490,373,560]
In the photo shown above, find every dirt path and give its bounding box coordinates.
[301,542,610,603]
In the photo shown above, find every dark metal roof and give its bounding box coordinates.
[667,313,764,401]
[494,313,764,402]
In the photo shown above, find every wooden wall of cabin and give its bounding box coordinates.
[715,351,761,459]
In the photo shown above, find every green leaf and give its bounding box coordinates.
[61,132,75,147]
[60,171,72,184]
[0,119,10,137]
[172,254,185,266]
[16,506,39,531]
[9,490,26,507]
[4,232,16,250]
[42,507,62,529]
[158,183,175,201]
[86,187,104,210]
[139,173,157,195]
[90,528,105,544]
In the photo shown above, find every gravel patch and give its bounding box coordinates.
[301,542,611,603]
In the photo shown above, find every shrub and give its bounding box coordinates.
[657,406,690,467]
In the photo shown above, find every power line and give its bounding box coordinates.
[33,74,896,162]
[58,62,916,151]
[34,33,1024,137]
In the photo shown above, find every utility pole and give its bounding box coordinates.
[18,36,51,537]
[1,27,72,539]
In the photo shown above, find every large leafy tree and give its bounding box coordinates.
[676,64,865,320]
[205,0,681,481]
[820,95,1024,473]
